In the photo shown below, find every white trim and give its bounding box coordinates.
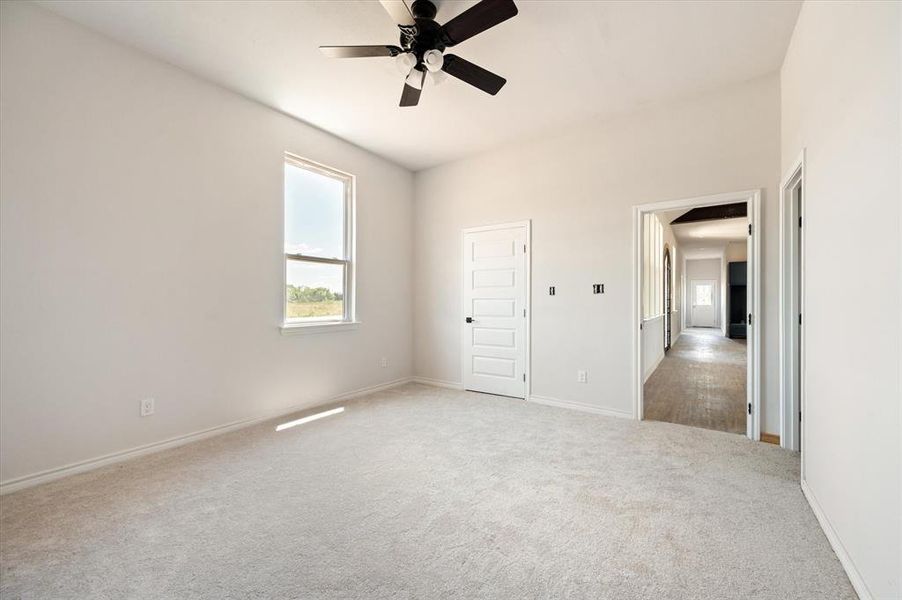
[0,377,412,495]
[633,189,761,438]
[411,376,464,390]
[460,219,532,234]
[801,480,873,600]
[529,395,633,419]
[280,321,360,335]
[779,149,806,453]
[720,251,728,336]
[750,190,762,441]
[460,220,532,400]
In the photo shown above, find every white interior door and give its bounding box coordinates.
[690,279,717,327]
[462,223,528,398]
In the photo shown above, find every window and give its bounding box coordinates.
[283,154,354,329]
[695,283,713,306]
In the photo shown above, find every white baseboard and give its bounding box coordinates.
[0,376,413,496]
[529,394,634,420]
[801,479,873,600]
[411,376,464,390]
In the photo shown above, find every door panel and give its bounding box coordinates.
[463,225,527,398]
[472,327,515,347]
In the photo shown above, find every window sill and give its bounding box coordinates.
[280,321,360,335]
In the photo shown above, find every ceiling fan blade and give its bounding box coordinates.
[400,67,425,107]
[379,0,416,27]
[440,0,518,47]
[441,54,506,95]
[319,45,402,58]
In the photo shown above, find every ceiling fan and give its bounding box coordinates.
[320,0,518,107]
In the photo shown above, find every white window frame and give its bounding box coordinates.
[281,153,357,334]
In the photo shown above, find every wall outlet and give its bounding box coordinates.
[577,370,588,383]
[140,397,155,417]
[380,357,388,368]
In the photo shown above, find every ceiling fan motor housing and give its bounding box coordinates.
[411,0,438,20]
[403,0,448,63]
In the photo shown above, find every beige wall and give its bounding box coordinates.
[414,73,781,427]
[780,1,901,597]
[0,3,414,484]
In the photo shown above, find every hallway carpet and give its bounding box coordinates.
[1,384,853,599]
[644,327,748,434]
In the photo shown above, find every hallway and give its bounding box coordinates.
[644,328,747,434]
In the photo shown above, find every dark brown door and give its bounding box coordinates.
[664,248,672,350]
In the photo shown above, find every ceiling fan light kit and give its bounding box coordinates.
[423,49,444,73]
[319,0,518,107]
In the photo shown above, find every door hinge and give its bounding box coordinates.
[523,244,527,253]
[523,308,526,317]
[799,216,802,228]
[748,403,752,415]
[522,373,526,382]
[747,313,752,325]
[748,224,752,235]
[799,313,802,325]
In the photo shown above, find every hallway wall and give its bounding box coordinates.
[642,219,681,381]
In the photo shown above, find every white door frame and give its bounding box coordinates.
[779,150,806,455]
[632,190,762,440]
[460,220,532,399]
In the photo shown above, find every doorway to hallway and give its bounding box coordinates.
[633,189,761,440]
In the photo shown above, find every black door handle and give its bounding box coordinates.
[465,317,474,323]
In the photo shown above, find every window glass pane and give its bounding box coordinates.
[284,162,345,259]
[696,284,713,306]
[286,261,344,321]
[656,219,663,314]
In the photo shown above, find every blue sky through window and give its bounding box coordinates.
[285,163,344,258]
[285,162,345,293]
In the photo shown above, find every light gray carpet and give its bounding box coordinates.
[0,384,854,599]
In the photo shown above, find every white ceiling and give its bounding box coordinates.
[38,0,802,171]
[670,217,748,244]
